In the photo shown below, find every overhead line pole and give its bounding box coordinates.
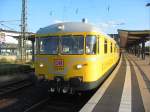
[19,0,27,63]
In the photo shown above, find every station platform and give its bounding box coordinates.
[80,53,150,112]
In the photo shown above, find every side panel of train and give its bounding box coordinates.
[35,33,120,92]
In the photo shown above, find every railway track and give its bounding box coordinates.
[24,93,93,112]
[0,79,33,96]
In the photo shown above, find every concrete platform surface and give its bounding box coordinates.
[80,53,150,112]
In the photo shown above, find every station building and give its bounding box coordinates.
[0,29,34,62]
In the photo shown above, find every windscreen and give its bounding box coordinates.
[38,35,84,55]
[61,36,84,54]
[39,37,59,54]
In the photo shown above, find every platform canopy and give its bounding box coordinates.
[118,29,150,48]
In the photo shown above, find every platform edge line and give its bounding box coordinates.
[118,57,131,112]
[130,59,150,112]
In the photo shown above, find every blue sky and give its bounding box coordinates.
[0,0,150,33]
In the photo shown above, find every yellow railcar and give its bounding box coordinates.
[35,22,120,93]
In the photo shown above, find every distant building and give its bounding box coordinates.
[0,28,34,56]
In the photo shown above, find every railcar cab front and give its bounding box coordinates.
[35,34,101,93]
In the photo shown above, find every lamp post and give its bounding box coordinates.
[146,3,150,64]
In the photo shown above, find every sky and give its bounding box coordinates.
[0,0,150,34]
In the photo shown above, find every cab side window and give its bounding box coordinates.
[97,36,100,54]
[86,35,96,54]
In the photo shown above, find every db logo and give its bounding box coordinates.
[54,59,64,67]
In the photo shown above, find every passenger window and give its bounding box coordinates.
[114,44,116,53]
[86,36,96,54]
[110,43,112,53]
[113,45,115,53]
[36,38,40,54]
[104,40,107,54]
[97,37,100,54]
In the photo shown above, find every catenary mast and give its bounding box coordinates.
[19,0,27,62]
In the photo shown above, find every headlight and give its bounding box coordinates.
[76,64,83,69]
[39,63,44,68]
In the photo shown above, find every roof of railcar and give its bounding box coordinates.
[36,22,115,42]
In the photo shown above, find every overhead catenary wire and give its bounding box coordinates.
[0,23,16,31]
[0,20,21,31]
[0,20,20,23]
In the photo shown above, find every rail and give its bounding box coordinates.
[0,79,33,96]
